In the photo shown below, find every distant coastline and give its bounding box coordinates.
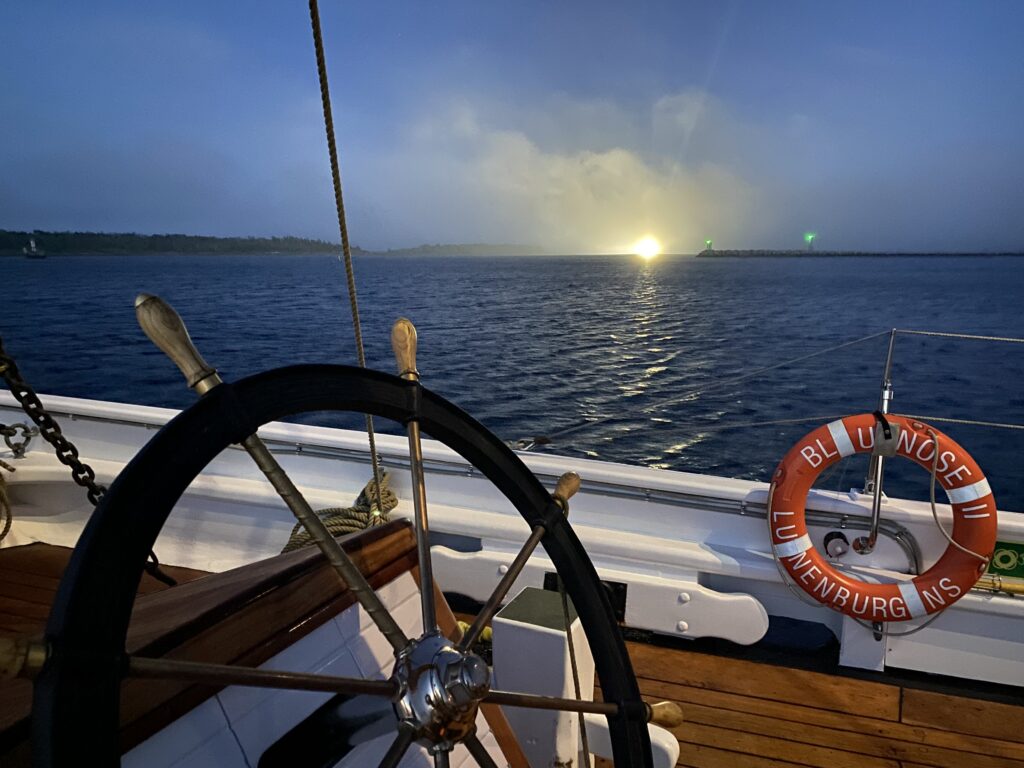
[0,230,339,256]
[3,230,1020,258]
[695,249,1024,258]
[368,243,544,257]
[0,230,545,257]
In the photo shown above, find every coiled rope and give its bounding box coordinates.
[282,472,398,553]
[0,468,11,544]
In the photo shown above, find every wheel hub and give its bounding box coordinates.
[391,631,490,753]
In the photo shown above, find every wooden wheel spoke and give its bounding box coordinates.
[391,317,440,633]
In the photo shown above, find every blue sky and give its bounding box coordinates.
[2,1,1023,252]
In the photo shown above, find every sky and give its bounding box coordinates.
[2,1,1023,253]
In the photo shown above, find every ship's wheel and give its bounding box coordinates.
[31,361,653,766]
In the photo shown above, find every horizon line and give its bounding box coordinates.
[1,229,1021,257]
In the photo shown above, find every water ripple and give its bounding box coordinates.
[4,252,1024,510]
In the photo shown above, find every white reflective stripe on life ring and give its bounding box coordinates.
[773,533,813,559]
[898,581,927,619]
[827,419,856,457]
[946,478,992,505]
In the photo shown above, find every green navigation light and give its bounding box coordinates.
[804,232,816,244]
[705,239,713,248]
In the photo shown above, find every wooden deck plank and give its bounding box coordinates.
[651,693,1023,768]
[0,566,63,592]
[136,563,211,595]
[0,543,208,639]
[902,688,1024,744]
[599,745,807,768]
[0,543,77,576]
[0,541,207,590]
[626,641,901,721]
[0,615,49,638]
[0,596,53,623]
[677,743,807,768]
[674,722,900,768]
[0,579,60,607]
[631,676,1024,763]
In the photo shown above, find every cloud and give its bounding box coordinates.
[653,91,709,156]
[354,92,761,253]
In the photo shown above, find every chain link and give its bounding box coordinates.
[1,422,38,458]
[0,343,107,504]
[0,335,175,584]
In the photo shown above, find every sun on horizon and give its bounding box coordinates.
[632,235,661,260]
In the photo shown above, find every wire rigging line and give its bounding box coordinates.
[895,329,1024,344]
[897,414,1024,431]
[308,0,384,515]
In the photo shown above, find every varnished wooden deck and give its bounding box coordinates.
[6,538,1024,766]
[0,542,209,639]
[617,639,1024,768]
[0,543,210,762]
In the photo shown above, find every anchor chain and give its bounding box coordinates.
[0,335,175,585]
[0,339,106,505]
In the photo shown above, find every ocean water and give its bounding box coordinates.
[4,253,1024,511]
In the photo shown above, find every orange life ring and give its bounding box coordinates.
[769,414,997,622]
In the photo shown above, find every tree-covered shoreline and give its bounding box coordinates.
[0,230,345,256]
[0,230,545,257]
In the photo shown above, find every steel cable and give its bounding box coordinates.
[308,0,385,516]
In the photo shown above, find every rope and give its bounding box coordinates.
[925,430,990,564]
[308,0,385,517]
[898,413,1024,431]
[557,576,591,762]
[539,327,1024,450]
[640,414,850,435]
[766,427,988,638]
[0,468,11,544]
[843,428,973,638]
[768,477,948,637]
[281,472,398,553]
[895,329,1024,344]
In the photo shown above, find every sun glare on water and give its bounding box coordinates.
[633,236,661,260]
